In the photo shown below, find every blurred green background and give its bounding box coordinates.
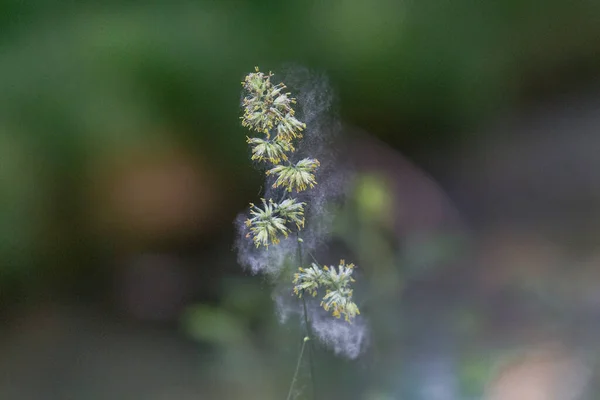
[1,0,600,398]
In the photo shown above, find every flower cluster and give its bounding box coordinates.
[293,260,360,322]
[245,198,306,248]
[241,67,304,139]
[267,158,320,192]
[246,137,294,164]
[241,67,359,326]
[241,67,305,152]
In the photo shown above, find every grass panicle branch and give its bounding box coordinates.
[267,158,320,192]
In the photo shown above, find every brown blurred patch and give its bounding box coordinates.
[484,342,589,400]
[475,228,561,294]
[84,138,222,246]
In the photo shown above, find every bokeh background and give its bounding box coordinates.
[1,0,600,398]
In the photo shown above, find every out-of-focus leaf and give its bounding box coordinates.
[354,173,393,224]
[181,305,247,346]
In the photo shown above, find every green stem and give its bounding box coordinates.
[302,296,317,400]
[305,249,321,267]
[297,234,317,400]
[286,337,308,400]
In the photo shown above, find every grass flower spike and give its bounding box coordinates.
[241,67,305,139]
[276,113,305,142]
[320,260,360,322]
[241,66,359,321]
[321,259,356,290]
[267,158,320,192]
[245,198,307,247]
[293,263,324,297]
[276,198,306,229]
[321,288,360,322]
[247,137,294,163]
[293,260,360,322]
[245,199,290,247]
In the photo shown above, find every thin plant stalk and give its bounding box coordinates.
[302,296,317,400]
[286,336,309,400]
[297,233,317,400]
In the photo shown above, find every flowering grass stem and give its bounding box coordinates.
[240,67,360,396]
